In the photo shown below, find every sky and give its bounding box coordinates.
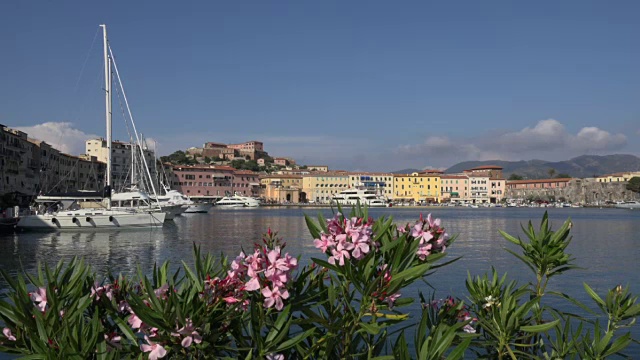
[2,1,639,171]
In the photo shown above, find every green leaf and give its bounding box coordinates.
[520,319,560,333]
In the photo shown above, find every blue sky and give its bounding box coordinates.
[2,1,639,171]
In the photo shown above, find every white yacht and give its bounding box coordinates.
[331,188,387,207]
[18,191,165,230]
[17,25,166,230]
[614,201,640,210]
[216,193,260,208]
[112,189,180,220]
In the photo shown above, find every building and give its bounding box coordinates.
[169,165,260,199]
[86,138,156,192]
[463,165,504,179]
[468,174,490,204]
[440,175,469,202]
[596,172,640,183]
[0,125,106,204]
[301,172,350,204]
[307,165,329,172]
[260,174,302,203]
[393,172,441,203]
[489,177,506,203]
[505,178,572,199]
[348,173,394,199]
[228,141,266,160]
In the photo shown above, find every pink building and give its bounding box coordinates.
[170,165,260,199]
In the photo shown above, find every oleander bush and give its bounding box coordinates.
[0,208,638,359]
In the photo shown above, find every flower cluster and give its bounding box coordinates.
[29,287,47,312]
[313,213,374,266]
[371,265,401,309]
[424,296,476,334]
[228,244,298,311]
[202,230,298,312]
[400,213,449,261]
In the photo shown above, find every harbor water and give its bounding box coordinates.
[1,207,639,355]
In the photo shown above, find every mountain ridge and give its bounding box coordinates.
[444,154,640,179]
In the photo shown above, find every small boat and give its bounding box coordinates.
[614,201,640,210]
[184,202,214,213]
[0,217,19,233]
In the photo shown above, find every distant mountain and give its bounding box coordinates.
[445,154,640,179]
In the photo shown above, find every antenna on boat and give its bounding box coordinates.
[100,24,112,209]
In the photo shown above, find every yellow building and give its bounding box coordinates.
[596,172,640,183]
[301,172,349,204]
[259,175,302,203]
[393,172,441,203]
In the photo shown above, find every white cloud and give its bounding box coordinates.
[572,127,626,151]
[396,119,629,168]
[14,122,99,155]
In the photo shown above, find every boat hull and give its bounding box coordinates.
[184,203,213,213]
[615,203,640,209]
[17,211,166,230]
[163,204,186,220]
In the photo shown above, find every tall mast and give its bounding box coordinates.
[101,24,112,208]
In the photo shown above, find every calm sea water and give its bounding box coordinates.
[1,207,639,355]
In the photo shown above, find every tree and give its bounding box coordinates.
[547,168,556,178]
[508,174,524,181]
[556,173,571,179]
[204,156,212,164]
[627,176,640,193]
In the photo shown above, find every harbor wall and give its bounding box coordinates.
[505,178,640,204]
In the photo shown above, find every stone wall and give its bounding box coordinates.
[505,178,640,204]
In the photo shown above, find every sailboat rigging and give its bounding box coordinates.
[17,25,167,229]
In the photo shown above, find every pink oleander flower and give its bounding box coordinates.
[128,313,143,329]
[3,328,16,341]
[411,222,434,244]
[244,276,261,291]
[227,252,247,279]
[397,225,407,234]
[262,286,289,311]
[171,319,202,348]
[104,332,122,349]
[267,353,285,360]
[329,240,354,266]
[29,287,47,312]
[313,233,335,253]
[385,292,401,308]
[351,235,370,260]
[90,282,114,301]
[426,213,441,229]
[416,242,433,261]
[154,284,169,299]
[140,336,167,360]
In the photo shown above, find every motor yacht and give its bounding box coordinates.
[331,188,387,207]
[215,193,260,208]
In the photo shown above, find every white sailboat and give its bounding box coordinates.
[17,25,166,230]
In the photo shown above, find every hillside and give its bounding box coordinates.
[445,154,640,179]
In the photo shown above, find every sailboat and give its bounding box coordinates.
[17,25,166,230]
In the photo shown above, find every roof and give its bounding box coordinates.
[468,165,503,170]
[260,174,303,179]
[506,178,572,184]
[234,170,259,175]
